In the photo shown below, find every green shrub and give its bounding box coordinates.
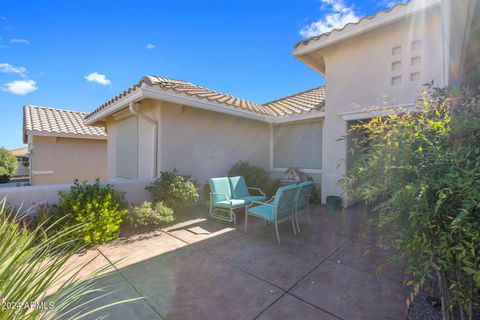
[0,198,136,319]
[265,178,283,198]
[53,179,128,245]
[0,147,17,181]
[305,175,321,203]
[0,174,10,183]
[126,201,174,228]
[228,161,271,193]
[343,86,480,320]
[146,170,199,214]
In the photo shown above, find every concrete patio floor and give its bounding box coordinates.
[71,204,410,320]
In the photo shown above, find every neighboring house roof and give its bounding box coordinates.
[23,105,107,143]
[264,86,326,114]
[294,0,440,52]
[9,147,28,157]
[85,75,326,124]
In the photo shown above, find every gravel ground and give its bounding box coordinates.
[409,289,480,320]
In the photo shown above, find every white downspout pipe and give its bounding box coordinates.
[129,101,158,179]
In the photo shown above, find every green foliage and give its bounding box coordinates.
[126,201,174,228]
[264,178,283,198]
[228,161,270,192]
[305,175,321,203]
[0,147,17,183]
[343,86,480,320]
[146,170,199,214]
[228,160,283,197]
[52,179,128,246]
[0,174,10,183]
[0,198,136,319]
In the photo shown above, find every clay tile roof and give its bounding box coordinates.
[9,147,28,157]
[295,1,413,49]
[23,105,107,143]
[263,86,326,116]
[86,75,326,121]
[86,76,276,120]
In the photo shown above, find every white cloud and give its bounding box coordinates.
[2,79,37,95]
[84,72,111,86]
[0,63,27,77]
[385,0,409,8]
[300,0,360,38]
[10,38,30,45]
[146,43,155,49]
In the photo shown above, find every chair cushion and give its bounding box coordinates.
[209,177,232,203]
[237,195,266,205]
[247,204,275,221]
[229,176,250,199]
[215,199,246,208]
[272,184,298,205]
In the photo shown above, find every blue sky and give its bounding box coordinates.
[0,0,402,149]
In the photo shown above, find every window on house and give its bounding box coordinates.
[412,40,422,51]
[411,56,422,66]
[391,76,402,85]
[116,116,138,179]
[411,72,421,81]
[392,61,402,71]
[273,121,322,169]
[392,45,402,55]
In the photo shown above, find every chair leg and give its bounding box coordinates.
[244,208,248,234]
[230,207,236,225]
[275,221,281,244]
[295,213,301,233]
[291,216,297,236]
[264,219,267,227]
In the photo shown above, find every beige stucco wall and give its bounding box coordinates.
[105,99,270,190]
[30,136,107,185]
[159,101,270,187]
[310,7,445,204]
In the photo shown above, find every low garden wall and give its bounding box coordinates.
[0,179,153,214]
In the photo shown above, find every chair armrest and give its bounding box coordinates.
[248,187,266,197]
[249,201,277,208]
[210,192,230,202]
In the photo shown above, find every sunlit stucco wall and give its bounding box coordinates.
[159,101,270,187]
[105,99,270,190]
[30,136,107,185]
[317,6,444,204]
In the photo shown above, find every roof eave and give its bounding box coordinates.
[85,86,273,125]
[272,110,325,124]
[26,131,108,141]
[293,0,441,57]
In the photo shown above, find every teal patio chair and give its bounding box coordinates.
[208,176,266,224]
[294,180,315,232]
[245,184,300,244]
[229,176,266,205]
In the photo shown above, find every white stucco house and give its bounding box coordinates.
[23,105,108,185]
[20,0,477,203]
[84,77,326,190]
[82,0,478,205]
[292,0,479,203]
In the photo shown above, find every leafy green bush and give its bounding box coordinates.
[0,147,17,183]
[146,170,199,214]
[264,178,283,198]
[228,161,272,194]
[53,179,128,245]
[0,198,136,319]
[126,201,174,228]
[343,86,480,320]
[0,174,10,183]
[305,175,321,203]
